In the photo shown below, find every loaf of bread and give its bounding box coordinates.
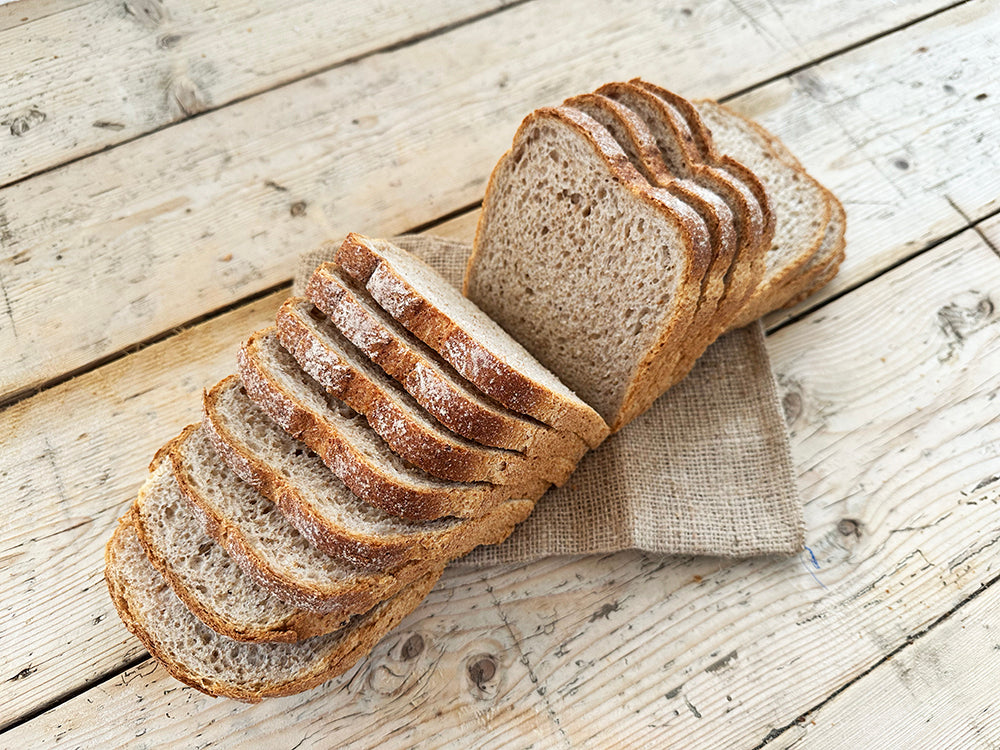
[105,78,843,702]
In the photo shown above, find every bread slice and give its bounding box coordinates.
[275,298,575,486]
[202,376,535,570]
[562,92,737,388]
[167,422,438,614]
[464,107,714,429]
[105,513,442,702]
[691,99,832,327]
[330,233,611,445]
[134,459,350,643]
[629,78,775,319]
[238,330,550,520]
[599,80,773,327]
[304,262,589,462]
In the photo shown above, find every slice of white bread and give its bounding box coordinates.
[134,459,350,643]
[105,513,442,702]
[332,233,612,445]
[305,262,589,461]
[169,422,438,614]
[691,99,833,327]
[238,329,550,520]
[275,298,575,486]
[202,375,535,570]
[464,107,714,430]
[562,92,738,388]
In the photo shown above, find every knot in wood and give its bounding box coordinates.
[400,633,424,661]
[290,200,308,217]
[837,518,862,538]
[467,654,498,691]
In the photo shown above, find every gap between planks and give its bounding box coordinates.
[752,567,1000,749]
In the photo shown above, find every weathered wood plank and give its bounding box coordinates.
[0,0,949,188]
[0,0,954,402]
[756,0,1000,327]
[0,289,287,730]
[0,218,473,729]
[5,228,1000,744]
[766,581,1000,750]
[0,0,515,186]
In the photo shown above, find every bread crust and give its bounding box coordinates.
[236,336,551,520]
[106,517,442,702]
[336,233,612,444]
[275,299,574,486]
[305,263,590,462]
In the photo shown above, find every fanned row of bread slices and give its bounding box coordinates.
[106,80,844,701]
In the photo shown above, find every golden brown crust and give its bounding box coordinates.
[275,301,574,486]
[236,333,550,520]
[202,378,536,569]
[337,232,612,446]
[304,267,591,462]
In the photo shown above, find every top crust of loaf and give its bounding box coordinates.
[332,233,611,446]
[465,106,713,430]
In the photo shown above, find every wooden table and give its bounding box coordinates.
[2,0,999,746]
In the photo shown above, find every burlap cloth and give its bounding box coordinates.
[295,235,803,564]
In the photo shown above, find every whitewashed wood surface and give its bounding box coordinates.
[3,0,1000,747]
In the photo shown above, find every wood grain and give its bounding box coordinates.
[766,581,1000,749]
[0,0,951,402]
[6,229,1000,745]
[0,0,516,186]
[0,0,948,187]
[756,0,1000,326]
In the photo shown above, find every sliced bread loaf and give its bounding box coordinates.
[562,92,737,387]
[134,458,350,643]
[105,514,441,702]
[168,423,436,614]
[330,233,611,445]
[304,262,589,461]
[202,375,535,570]
[275,298,575,486]
[238,330,550,520]
[464,107,713,429]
